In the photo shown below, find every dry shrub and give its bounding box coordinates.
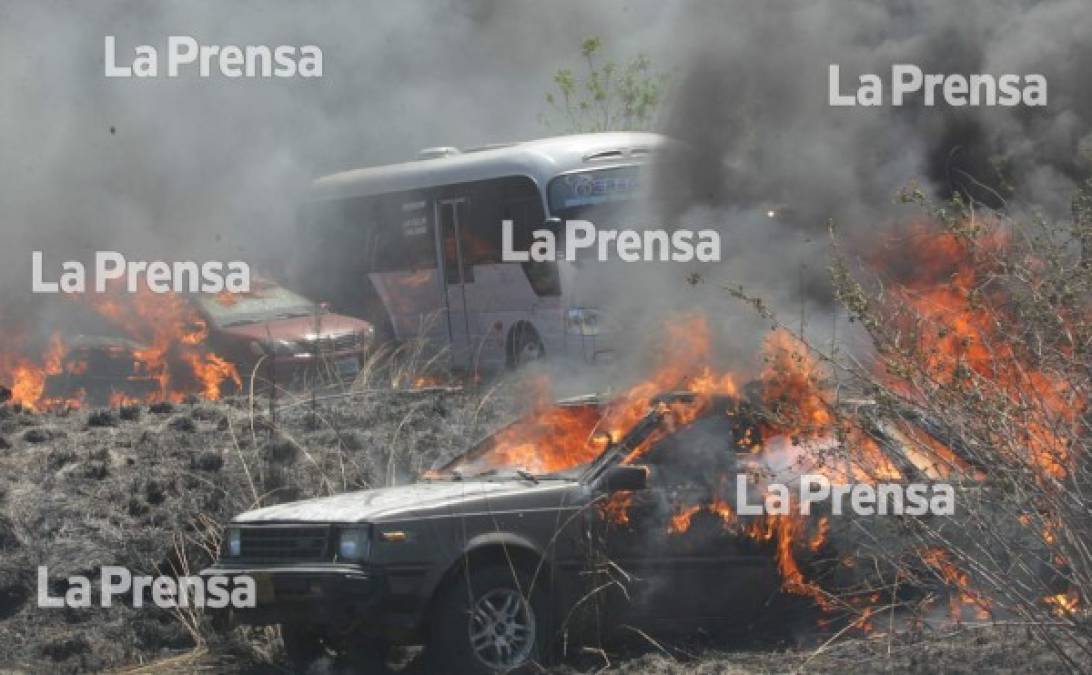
[822,181,1092,667]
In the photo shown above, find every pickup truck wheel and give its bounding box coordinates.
[428,565,549,674]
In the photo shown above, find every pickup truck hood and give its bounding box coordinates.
[232,479,580,523]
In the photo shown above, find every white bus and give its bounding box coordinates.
[296,132,680,372]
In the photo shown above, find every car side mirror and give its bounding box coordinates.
[598,464,648,493]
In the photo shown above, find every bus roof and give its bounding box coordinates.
[307,132,676,202]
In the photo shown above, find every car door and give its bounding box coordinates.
[589,411,780,635]
[434,198,474,370]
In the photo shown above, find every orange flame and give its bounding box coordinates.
[2,333,73,410]
[1,288,239,409]
[667,504,701,534]
[920,546,992,621]
[1044,589,1080,616]
[599,491,633,526]
[873,222,1084,481]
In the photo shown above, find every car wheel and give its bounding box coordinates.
[507,324,544,369]
[428,564,549,674]
[339,635,391,673]
[281,624,327,671]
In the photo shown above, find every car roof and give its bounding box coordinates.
[306,132,677,202]
[64,334,147,352]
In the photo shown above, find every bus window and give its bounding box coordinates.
[372,193,436,273]
[455,176,542,266]
[499,177,560,297]
[457,182,502,268]
[445,176,559,296]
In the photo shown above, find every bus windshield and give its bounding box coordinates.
[547,165,644,221]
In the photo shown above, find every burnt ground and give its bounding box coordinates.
[101,622,1073,675]
[0,381,1078,673]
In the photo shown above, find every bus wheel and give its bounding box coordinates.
[507,323,544,369]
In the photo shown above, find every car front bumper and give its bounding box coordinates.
[200,562,416,638]
[268,349,365,379]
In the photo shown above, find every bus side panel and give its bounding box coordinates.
[455,264,559,371]
[369,270,449,346]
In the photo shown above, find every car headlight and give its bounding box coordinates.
[337,526,371,562]
[225,527,242,558]
[565,308,601,336]
[273,339,304,356]
[249,339,300,357]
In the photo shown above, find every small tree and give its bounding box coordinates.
[541,36,668,133]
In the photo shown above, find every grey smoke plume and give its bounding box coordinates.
[592,0,1091,375]
[0,0,669,340]
[1,0,1088,379]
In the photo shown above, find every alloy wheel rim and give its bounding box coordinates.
[468,587,536,670]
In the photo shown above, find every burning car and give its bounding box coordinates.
[41,334,159,405]
[201,390,827,673]
[192,280,375,389]
[0,292,243,409]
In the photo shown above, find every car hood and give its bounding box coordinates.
[219,313,371,342]
[232,479,582,523]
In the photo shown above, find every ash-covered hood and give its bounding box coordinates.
[219,313,370,342]
[232,479,579,524]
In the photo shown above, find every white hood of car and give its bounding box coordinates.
[232,480,574,523]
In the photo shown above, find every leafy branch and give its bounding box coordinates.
[541,36,669,133]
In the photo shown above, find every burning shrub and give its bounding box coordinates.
[825,183,1092,663]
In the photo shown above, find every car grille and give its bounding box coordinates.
[314,332,361,352]
[238,525,332,562]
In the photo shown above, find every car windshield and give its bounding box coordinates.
[429,400,613,479]
[429,392,750,484]
[196,281,321,327]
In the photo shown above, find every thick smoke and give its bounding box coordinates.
[590,0,1092,377]
[1,0,1088,385]
[0,0,670,341]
